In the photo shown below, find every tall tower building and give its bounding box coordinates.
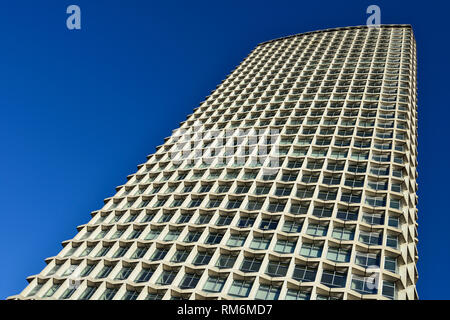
[10,24,418,300]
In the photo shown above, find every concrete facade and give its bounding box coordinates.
[9,25,418,300]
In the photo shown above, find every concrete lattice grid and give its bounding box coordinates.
[9,24,418,300]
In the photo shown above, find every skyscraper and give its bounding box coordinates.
[10,24,418,300]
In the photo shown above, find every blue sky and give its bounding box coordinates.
[0,0,448,299]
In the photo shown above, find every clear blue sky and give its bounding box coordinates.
[0,0,447,300]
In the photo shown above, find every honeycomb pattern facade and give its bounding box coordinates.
[10,24,418,300]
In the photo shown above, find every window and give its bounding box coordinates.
[179,273,201,289]
[255,285,281,300]
[386,235,399,249]
[317,189,337,201]
[372,153,390,162]
[370,166,389,176]
[145,292,165,300]
[196,214,213,225]
[43,283,61,298]
[163,229,182,241]
[336,208,358,221]
[240,257,263,273]
[384,256,397,273]
[382,280,396,299]
[203,276,227,293]
[327,247,351,262]
[259,218,279,230]
[274,239,296,254]
[355,251,380,268]
[189,198,204,208]
[312,206,333,218]
[115,266,133,280]
[111,229,125,240]
[275,186,292,197]
[177,213,192,224]
[282,220,303,233]
[205,232,224,245]
[388,216,400,228]
[192,251,213,266]
[227,199,242,209]
[122,290,140,300]
[247,200,264,211]
[359,231,382,246]
[255,185,271,195]
[170,199,184,208]
[96,265,114,279]
[267,201,286,213]
[207,198,222,208]
[348,163,366,173]
[285,289,310,300]
[250,237,271,250]
[199,184,212,193]
[351,275,378,295]
[290,202,310,215]
[150,248,169,261]
[113,246,129,258]
[235,185,250,194]
[131,246,148,259]
[183,229,202,242]
[287,160,303,169]
[316,294,342,300]
[368,180,388,191]
[365,195,386,207]
[265,260,289,277]
[227,234,247,247]
[340,192,361,203]
[306,224,328,237]
[171,249,191,263]
[95,245,111,257]
[80,245,95,257]
[321,270,347,288]
[135,267,155,283]
[27,282,44,297]
[183,184,195,193]
[302,174,319,183]
[228,280,253,298]
[292,265,317,282]
[156,269,179,285]
[296,187,314,198]
[281,172,298,182]
[299,243,323,258]
[332,227,354,240]
[216,184,231,193]
[216,254,237,269]
[327,161,345,171]
[362,212,384,225]
[78,285,97,300]
[80,263,96,277]
[237,216,255,228]
[158,212,173,223]
[345,178,364,188]
[322,175,341,185]
[47,264,62,276]
[146,229,162,240]
[216,215,233,226]
[99,287,118,300]
[60,287,76,299]
[154,198,168,208]
[390,199,402,210]
[391,183,402,193]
